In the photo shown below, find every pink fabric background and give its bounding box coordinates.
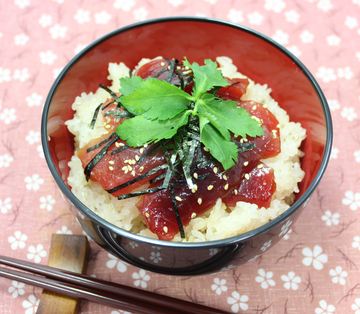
[1,0,360,313]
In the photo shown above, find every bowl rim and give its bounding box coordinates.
[41,16,333,249]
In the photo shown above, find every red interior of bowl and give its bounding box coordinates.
[45,19,329,201]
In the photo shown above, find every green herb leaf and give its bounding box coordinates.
[120,78,192,121]
[116,111,191,147]
[115,57,265,171]
[199,119,239,171]
[183,58,228,98]
[119,75,144,96]
[197,93,264,139]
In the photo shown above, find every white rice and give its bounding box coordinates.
[66,56,306,242]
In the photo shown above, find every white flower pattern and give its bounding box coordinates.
[27,244,47,263]
[8,231,28,250]
[321,210,340,226]
[315,300,335,314]
[329,266,347,285]
[255,269,276,289]
[106,253,127,272]
[132,269,150,288]
[227,291,249,312]
[342,191,360,210]
[302,245,328,270]
[281,271,301,290]
[8,281,25,298]
[211,277,228,295]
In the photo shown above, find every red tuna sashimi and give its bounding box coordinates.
[223,163,276,208]
[136,126,276,240]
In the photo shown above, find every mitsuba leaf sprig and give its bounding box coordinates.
[115,58,264,172]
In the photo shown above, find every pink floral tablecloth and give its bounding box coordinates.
[1,0,360,313]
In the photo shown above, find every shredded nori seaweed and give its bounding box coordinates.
[101,100,115,110]
[89,103,103,129]
[86,132,118,153]
[83,61,255,239]
[106,163,169,194]
[84,133,120,181]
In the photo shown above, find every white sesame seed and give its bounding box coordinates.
[244,173,250,180]
[160,62,165,66]
[213,167,218,174]
[139,166,144,172]
[109,166,114,171]
[252,105,257,110]
[244,161,249,166]
[203,147,209,152]
[193,173,198,179]
[257,164,264,169]
[207,185,214,191]
[197,198,202,205]
[224,183,229,190]
[234,189,238,195]
[109,160,115,165]
[145,212,150,218]
[135,155,140,161]
[144,144,148,148]
[140,148,144,154]
[223,175,228,181]
[191,213,197,219]
[175,196,182,202]
[163,226,168,233]
[131,170,136,177]
[127,165,132,171]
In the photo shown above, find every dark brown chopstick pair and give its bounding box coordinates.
[0,255,229,314]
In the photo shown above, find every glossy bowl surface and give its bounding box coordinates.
[41,17,332,275]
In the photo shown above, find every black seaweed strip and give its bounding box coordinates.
[137,143,162,164]
[170,173,210,188]
[104,110,132,119]
[86,132,118,153]
[165,59,176,83]
[149,172,166,184]
[217,81,241,98]
[153,66,168,79]
[117,186,164,200]
[160,141,176,189]
[89,103,103,129]
[110,144,129,155]
[195,157,216,170]
[235,142,256,152]
[175,69,185,90]
[84,134,120,180]
[169,186,185,239]
[182,138,197,189]
[99,84,121,102]
[101,100,115,110]
[105,164,168,194]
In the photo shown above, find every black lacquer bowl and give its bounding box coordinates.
[41,17,332,275]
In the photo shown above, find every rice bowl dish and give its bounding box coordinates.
[65,56,306,243]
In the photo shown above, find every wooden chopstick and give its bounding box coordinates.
[0,255,228,314]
